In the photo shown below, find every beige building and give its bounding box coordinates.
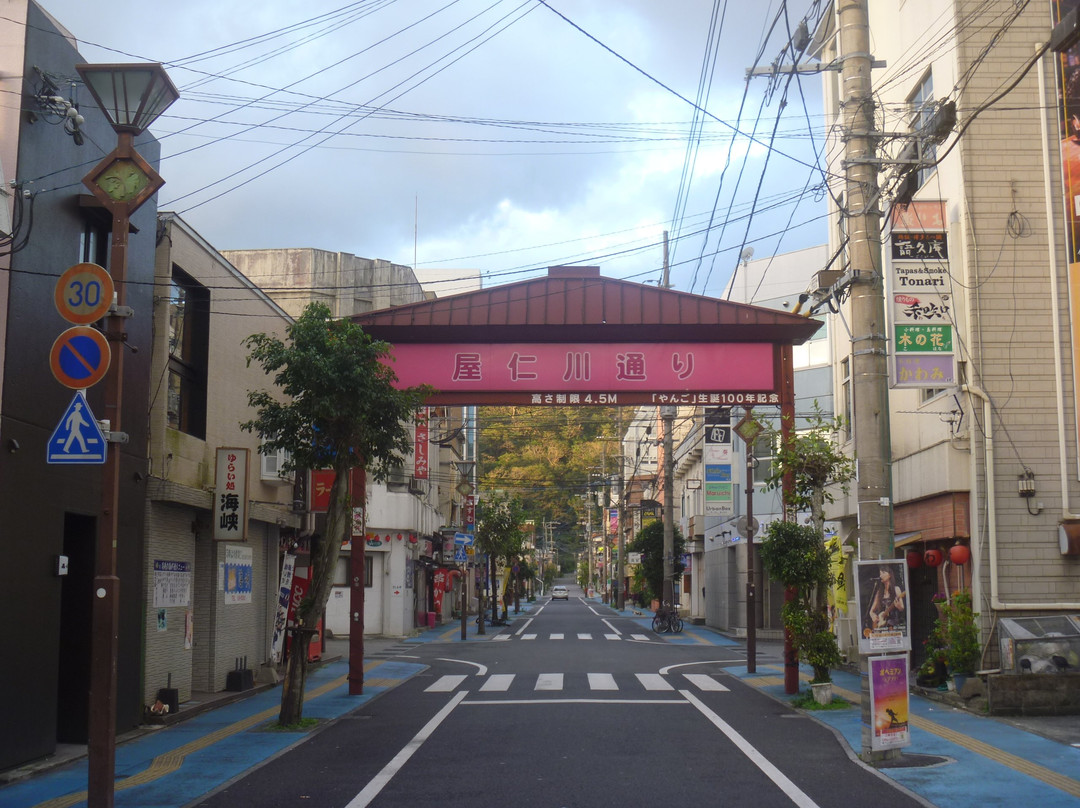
[144,213,299,707]
[815,0,1080,667]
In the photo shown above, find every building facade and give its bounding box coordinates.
[144,213,298,708]
[0,2,161,771]
[816,0,1080,666]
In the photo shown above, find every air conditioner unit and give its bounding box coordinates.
[409,477,429,495]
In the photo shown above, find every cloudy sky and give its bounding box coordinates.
[39,0,831,298]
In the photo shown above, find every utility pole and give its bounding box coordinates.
[660,406,676,608]
[838,0,896,761]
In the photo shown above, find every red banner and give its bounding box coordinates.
[414,409,429,480]
[310,469,335,513]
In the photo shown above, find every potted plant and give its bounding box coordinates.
[915,617,948,688]
[942,591,980,690]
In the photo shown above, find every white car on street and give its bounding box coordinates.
[551,585,569,600]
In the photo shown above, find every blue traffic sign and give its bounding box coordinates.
[47,390,107,464]
[50,326,111,389]
[453,546,467,562]
[454,532,475,546]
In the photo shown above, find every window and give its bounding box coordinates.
[920,387,948,404]
[167,267,209,438]
[792,317,829,368]
[909,72,936,190]
[80,220,108,266]
[365,554,374,587]
[261,449,293,483]
[751,431,775,485]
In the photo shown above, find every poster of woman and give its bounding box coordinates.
[855,559,911,654]
[869,655,911,751]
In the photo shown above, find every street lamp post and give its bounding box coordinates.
[76,62,179,808]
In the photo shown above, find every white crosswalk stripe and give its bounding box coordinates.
[588,672,618,690]
[536,673,563,690]
[550,633,565,640]
[683,673,729,691]
[635,673,674,691]
[522,634,537,640]
[480,674,515,692]
[492,634,511,641]
[630,634,651,642]
[431,672,731,695]
[577,633,592,640]
[425,674,468,692]
[604,633,620,640]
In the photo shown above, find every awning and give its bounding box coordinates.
[893,531,924,548]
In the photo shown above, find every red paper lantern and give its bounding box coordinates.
[924,548,944,567]
[906,549,923,568]
[949,543,971,565]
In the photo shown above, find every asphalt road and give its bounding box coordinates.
[193,584,925,808]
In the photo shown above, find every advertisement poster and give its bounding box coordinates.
[223,544,253,605]
[855,559,911,654]
[869,655,911,751]
[153,559,192,607]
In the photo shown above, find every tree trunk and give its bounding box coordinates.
[278,460,352,725]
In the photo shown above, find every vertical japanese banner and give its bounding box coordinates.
[310,469,335,513]
[271,553,296,663]
[869,655,911,751]
[414,408,429,479]
[213,448,249,541]
[1054,0,1080,468]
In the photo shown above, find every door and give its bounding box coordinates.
[57,513,95,743]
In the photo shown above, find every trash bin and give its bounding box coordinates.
[427,611,436,628]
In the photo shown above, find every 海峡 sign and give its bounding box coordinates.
[213,448,249,542]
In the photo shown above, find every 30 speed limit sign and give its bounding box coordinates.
[54,263,114,325]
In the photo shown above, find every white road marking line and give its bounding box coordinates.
[522,633,537,640]
[636,673,674,691]
[425,674,467,693]
[550,633,564,640]
[480,674,515,692]
[435,658,487,676]
[683,674,729,691]
[577,633,592,640]
[588,673,618,690]
[346,691,467,808]
[604,634,621,640]
[601,618,622,635]
[630,633,651,642]
[515,618,534,636]
[492,634,511,641]
[535,673,564,690]
[682,690,821,808]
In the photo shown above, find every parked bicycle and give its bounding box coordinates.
[651,602,684,634]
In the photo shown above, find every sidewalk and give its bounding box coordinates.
[3,602,1079,808]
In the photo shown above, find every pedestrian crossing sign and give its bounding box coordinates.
[47,390,107,464]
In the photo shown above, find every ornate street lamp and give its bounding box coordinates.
[76,62,178,808]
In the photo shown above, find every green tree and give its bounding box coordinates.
[242,302,429,724]
[759,521,841,684]
[475,493,529,621]
[762,402,854,535]
[627,520,685,606]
